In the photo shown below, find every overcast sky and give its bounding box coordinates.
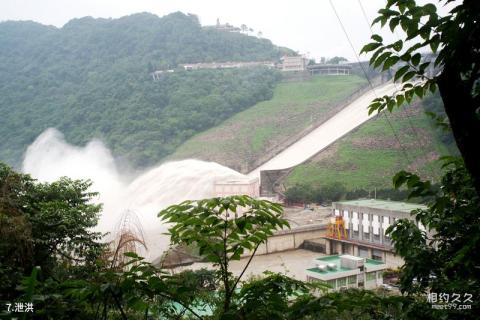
[0,0,447,62]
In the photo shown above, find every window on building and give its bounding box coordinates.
[377,271,383,279]
[352,212,359,231]
[326,279,336,289]
[359,247,369,258]
[361,213,370,234]
[337,277,346,287]
[372,214,380,235]
[366,272,376,281]
[372,250,383,261]
[357,274,364,286]
[343,210,350,229]
[348,275,356,285]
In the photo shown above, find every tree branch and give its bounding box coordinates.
[156,292,204,320]
[229,241,261,297]
[56,249,85,263]
[109,288,128,320]
[222,211,230,312]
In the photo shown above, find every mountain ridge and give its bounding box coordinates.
[0,12,289,167]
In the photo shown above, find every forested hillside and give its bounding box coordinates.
[0,12,287,167]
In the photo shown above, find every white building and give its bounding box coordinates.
[280,56,309,72]
[306,254,387,290]
[324,199,428,267]
[307,64,352,75]
[214,177,260,198]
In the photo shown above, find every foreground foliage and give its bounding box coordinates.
[387,157,480,318]
[361,0,480,195]
[1,162,477,319]
[0,163,103,305]
[361,1,479,316]
[158,195,291,316]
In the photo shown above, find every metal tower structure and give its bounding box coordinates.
[110,210,148,270]
[327,216,348,240]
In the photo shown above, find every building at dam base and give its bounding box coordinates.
[213,176,260,198]
[306,254,387,291]
[323,199,428,267]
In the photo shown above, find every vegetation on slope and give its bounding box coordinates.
[284,93,458,196]
[0,12,287,167]
[169,75,368,172]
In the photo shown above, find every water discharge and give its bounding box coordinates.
[22,128,246,260]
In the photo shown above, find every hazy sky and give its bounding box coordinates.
[0,0,446,61]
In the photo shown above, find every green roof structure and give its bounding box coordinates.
[333,199,427,213]
[306,255,387,282]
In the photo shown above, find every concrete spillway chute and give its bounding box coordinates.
[246,82,399,196]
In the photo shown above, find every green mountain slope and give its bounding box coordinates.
[0,12,288,167]
[169,75,368,172]
[284,94,458,192]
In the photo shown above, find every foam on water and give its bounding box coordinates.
[22,128,245,260]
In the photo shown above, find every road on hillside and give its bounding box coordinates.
[248,82,398,178]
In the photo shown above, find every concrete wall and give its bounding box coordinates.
[324,238,405,268]
[385,252,404,268]
[260,169,291,197]
[242,224,327,257]
[267,234,296,252]
[303,239,326,253]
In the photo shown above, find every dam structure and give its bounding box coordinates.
[22,81,399,262]
[246,82,398,195]
[248,82,397,177]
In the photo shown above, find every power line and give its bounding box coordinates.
[357,0,438,178]
[328,0,413,167]
[357,0,374,33]
[357,0,420,137]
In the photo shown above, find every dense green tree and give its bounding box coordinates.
[387,158,479,318]
[360,1,479,318]
[361,0,480,196]
[0,162,103,307]
[284,184,315,204]
[326,56,348,64]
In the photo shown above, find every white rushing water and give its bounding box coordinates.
[22,128,246,260]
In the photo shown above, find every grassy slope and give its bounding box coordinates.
[168,75,368,172]
[285,100,457,191]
